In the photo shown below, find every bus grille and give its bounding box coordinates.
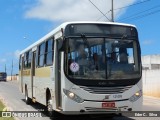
[80,85,132,94]
[85,107,118,112]
[85,106,128,112]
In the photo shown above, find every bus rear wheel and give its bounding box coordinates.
[25,87,31,104]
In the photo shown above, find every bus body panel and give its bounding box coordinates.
[62,97,132,113]
[60,78,142,113]
[21,66,55,105]
[33,77,51,105]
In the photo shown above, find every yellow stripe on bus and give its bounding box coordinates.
[35,66,51,77]
[22,69,31,76]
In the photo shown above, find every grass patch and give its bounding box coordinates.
[0,100,15,120]
[0,100,5,111]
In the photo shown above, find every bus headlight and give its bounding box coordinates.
[129,90,142,102]
[63,89,84,103]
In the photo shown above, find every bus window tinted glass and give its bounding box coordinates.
[65,38,141,80]
[38,42,45,66]
[46,39,53,65]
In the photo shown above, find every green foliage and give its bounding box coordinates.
[0,100,15,120]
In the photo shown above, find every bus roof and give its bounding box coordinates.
[20,21,136,55]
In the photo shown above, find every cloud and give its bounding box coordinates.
[25,0,137,22]
[142,40,153,45]
[0,58,7,63]
[5,50,21,59]
[14,50,21,59]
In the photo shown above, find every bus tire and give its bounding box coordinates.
[47,98,54,117]
[46,94,60,119]
[25,87,31,104]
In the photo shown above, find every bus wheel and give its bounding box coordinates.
[25,88,31,104]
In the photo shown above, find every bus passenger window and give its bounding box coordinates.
[24,52,28,69]
[38,42,45,67]
[19,55,22,70]
[45,39,54,65]
[28,50,32,68]
[23,50,32,69]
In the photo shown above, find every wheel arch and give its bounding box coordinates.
[46,88,51,106]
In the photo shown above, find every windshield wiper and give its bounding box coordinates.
[121,34,128,40]
[80,34,90,48]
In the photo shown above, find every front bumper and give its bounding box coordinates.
[60,95,142,115]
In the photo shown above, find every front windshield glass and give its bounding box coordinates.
[65,37,141,80]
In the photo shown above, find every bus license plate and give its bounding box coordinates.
[102,102,115,108]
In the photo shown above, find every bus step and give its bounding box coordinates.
[58,107,62,111]
[32,97,36,103]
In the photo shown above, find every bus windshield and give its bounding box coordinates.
[65,37,141,80]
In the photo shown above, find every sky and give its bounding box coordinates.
[0,0,160,75]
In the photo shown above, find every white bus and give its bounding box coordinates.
[19,21,142,117]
